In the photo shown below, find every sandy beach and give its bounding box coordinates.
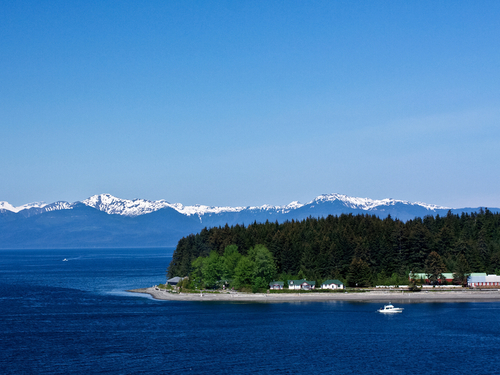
[128,287,500,303]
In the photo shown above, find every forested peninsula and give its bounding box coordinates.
[167,210,500,289]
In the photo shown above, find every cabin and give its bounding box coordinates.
[321,279,344,290]
[269,281,284,290]
[288,279,316,290]
[166,276,184,286]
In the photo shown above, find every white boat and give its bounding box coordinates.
[63,259,68,262]
[377,303,403,313]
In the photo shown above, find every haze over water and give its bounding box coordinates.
[1,248,499,374]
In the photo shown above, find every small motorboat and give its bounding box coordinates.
[378,302,403,313]
[63,259,68,262]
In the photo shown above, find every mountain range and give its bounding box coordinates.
[0,193,497,249]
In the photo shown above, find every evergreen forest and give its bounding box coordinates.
[167,210,500,288]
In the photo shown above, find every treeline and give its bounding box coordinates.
[186,244,277,292]
[167,210,500,285]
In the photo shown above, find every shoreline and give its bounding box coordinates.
[128,287,500,303]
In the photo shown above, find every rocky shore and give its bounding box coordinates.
[128,287,500,303]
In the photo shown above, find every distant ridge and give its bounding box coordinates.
[0,193,496,249]
[1,192,449,218]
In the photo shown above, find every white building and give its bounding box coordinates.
[321,279,344,289]
[288,279,316,290]
[468,273,500,288]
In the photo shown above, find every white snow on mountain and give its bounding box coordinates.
[172,200,306,216]
[412,201,449,210]
[82,194,172,216]
[244,201,305,214]
[310,193,449,211]
[43,201,74,211]
[81,194,303,217]
[284,201,305,210]
[169,203,247,216]
[1,193,448,216]
[0,201,48,213]
[82,194,248,217]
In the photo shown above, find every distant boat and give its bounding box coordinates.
[63,259,68,261]
[378,303,403,313]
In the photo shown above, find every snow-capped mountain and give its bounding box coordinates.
[0,192,449,218]
[81,193,249,217]
[82,194,173,216]
[309,193,448,211]
[0,192,495,249]
[0,201,48,213]
[80,192,447,217]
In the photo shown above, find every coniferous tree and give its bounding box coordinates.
[408,223,431,270]
[424,251,446,284]
[347,257,372,287]
[488,252,500,274]
[477,230,489,267]
[453,253,470,286]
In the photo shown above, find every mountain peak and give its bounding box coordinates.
[309,193,449,211]
[0,201,48,213]
[82,194,172,216]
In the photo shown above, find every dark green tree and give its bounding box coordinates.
[424,251,446,284]
[453,253,470,286]
[488,252,500,274]
[347,257,372,287]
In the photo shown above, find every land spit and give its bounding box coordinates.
[128,287,500,303]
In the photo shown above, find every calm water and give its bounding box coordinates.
[1,248,499,374]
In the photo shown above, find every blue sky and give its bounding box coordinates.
[2,0,500,208]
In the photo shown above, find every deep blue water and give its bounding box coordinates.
[1,248,500,374]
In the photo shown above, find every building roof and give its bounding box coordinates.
[167,276,183,284]
[411,272,454,280]
[468,274,500,283]
[322,279,343,286]
[468,276,485,282]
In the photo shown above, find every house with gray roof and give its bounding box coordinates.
[166,276,184,286]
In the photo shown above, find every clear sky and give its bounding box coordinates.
[2,0,500,208]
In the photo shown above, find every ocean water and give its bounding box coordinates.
[1,248,500,374]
